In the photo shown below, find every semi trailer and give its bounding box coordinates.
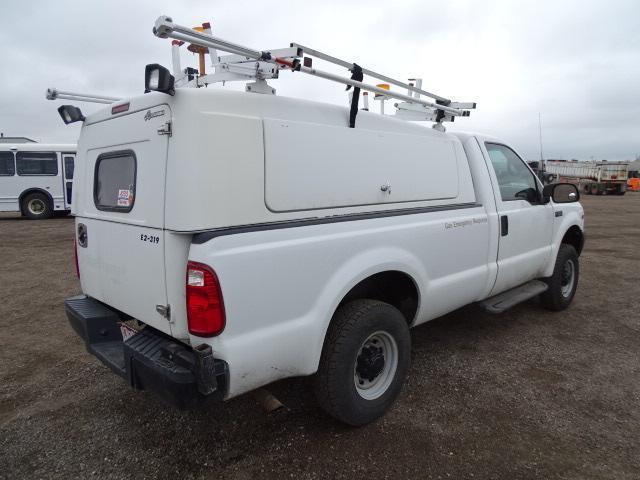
[545,161,629,195]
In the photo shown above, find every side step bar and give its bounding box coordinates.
[479,280,548,314]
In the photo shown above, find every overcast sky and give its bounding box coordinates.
[1,0,638,160]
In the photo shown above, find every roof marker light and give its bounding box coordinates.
[111,103,130,114]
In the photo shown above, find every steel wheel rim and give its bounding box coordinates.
[28,199,45,215]
[354,331,398,400]
[560,259,575,297]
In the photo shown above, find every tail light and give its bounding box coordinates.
[73,238,80,278]
[186,261,225,337]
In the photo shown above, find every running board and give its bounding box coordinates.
[479,280,548,314]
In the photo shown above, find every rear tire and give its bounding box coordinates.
[540,244,579,311]
[22,193,53,220]
[314,299,411,426]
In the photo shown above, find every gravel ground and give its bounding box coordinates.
[1,194,639,479]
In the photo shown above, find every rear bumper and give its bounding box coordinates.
[65,295,228,409]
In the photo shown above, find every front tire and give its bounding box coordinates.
[540,244,579,311]
[22,193,53,220]
[314,299,411,426]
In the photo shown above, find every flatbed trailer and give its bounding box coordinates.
[545,161,629,195]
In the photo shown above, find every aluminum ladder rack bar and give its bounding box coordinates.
[152,16,467,117]
[291,43,450,104]
[46,88,121,104]
[296,66,464,115]
[154,16,267,61]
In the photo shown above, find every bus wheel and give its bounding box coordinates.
[22,193,53,220]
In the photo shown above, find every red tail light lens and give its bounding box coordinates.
[73,238,80,278]
[186,261,225,337]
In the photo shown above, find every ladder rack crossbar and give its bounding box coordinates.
[218,47,301,65]
[46,88,121,104]
[291,43,450,104]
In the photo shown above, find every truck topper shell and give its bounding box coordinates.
[74,89,475,233]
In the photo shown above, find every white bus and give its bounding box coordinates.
[0,143,76,219]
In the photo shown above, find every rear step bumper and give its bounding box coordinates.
[65,295,228,409]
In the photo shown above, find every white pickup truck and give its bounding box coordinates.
[61,24,584,425]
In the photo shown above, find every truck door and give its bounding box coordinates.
[76,104,173,335]
[61,153,75,209]
[483,142,553,295]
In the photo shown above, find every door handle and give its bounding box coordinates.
[500,215,509,236]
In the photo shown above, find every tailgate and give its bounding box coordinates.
[76,104,173,335]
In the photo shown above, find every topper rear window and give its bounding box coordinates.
[94,150,136,212]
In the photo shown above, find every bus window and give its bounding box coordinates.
[64,156,74,179]
[0,152,15,176]
[16,151,58,176]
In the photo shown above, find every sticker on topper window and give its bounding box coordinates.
[117,189,132,207]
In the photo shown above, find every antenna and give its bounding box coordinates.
[538,112,544,162]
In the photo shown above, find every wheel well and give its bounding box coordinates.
[19,188,53,214]
[338,271,419,325]
[562,225,584,256]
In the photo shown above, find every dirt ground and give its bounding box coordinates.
[1,194,639,480]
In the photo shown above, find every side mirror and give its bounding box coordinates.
[57,105,85,124]
[542,183,580,204]
[145,64,175,96]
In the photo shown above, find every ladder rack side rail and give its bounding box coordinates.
[298,66,464,115]
[155,17,266,61]
[292,43,450,103]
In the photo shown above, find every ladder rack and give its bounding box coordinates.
[46,88,121,104]
[153,15,476,130]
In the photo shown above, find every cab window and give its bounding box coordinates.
[94,151,136,212]
[16,151,58,176]
[485,143,539,203]
[0,152,15,176]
